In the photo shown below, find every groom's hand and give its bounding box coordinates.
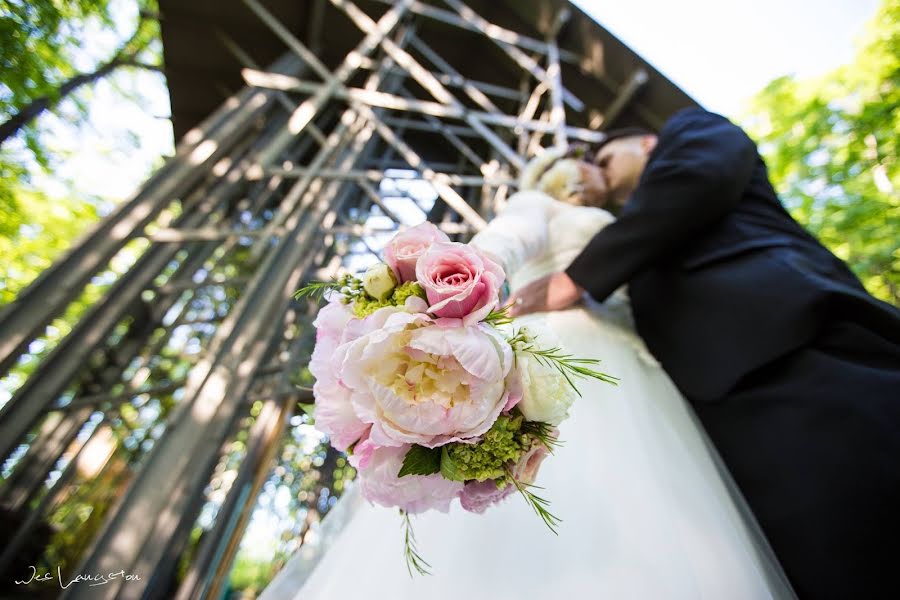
[507,272,583,317]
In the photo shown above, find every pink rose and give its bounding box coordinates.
[512,434,554,485]
[415,242,505,325]
[384,222,450,283]
[459,479,515,514]
[358,445,463,514]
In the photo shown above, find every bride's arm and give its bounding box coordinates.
[469,190,553,277]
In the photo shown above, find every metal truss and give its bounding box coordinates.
[0,1,658,597]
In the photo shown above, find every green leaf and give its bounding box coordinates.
[297,402,315,422]
[438,446,467,482]
[398,445,442,478]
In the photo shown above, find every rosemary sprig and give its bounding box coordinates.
[510,331,619,397]
[483,304,514,328]
[509,475,561,535]
[520,420,563,454]
[401,510,432,577]
[293,280,341,303]
[293,274,367,304]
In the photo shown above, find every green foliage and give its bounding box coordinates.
[352,280,426,318]
[0,0,160,137]
[440,415,529,482]
[398,444,442,477]
[510,478,561,535]
[401,511,431,577]
[0,0,114,162]
[509,329,619,397]
[293,278,343,303]
[0,1,114,238]
[0,0,162,253]
[0,187,101,305]
[483,304,513,327]
[226,554,272,594]
[0,0,165,337]
[742,0,899,305]
[520,419,562,453]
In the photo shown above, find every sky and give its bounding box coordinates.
[30,0,881,208]
[572,0,879,116]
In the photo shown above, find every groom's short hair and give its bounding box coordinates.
[592,126,655,154]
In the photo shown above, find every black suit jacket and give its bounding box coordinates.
[566,108,900,402]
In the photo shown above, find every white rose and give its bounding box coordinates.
[362,262,397,301]
[513,323,577,426]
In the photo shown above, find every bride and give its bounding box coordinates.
[260,147,796,599]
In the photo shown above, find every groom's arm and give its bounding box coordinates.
[566,109,758,302]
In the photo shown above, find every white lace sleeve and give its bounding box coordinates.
[469,190,553,275]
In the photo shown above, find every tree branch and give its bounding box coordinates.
[120,59,165,74]
[0,13,156,147]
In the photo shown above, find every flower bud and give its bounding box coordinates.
[361,263,398,301]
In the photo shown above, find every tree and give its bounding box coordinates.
[0,187,101,305]
[0,0,164,307]
[742,0,899,305]
[0,0,161,149]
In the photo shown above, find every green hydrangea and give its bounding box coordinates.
[392,280,427,305]
[440,415,531,482]
[352,281,426,318]
[352,295,393,318]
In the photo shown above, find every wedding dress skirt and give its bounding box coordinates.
[260,193,795,599]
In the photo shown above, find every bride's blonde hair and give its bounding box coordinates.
[519,147,585,205]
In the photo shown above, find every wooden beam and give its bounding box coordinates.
[367,0,582,64]
[0,54,298,383]
[440,0,584,112]
[546,8,570,149]
[265,165,514,187]
[597,68,650,130]
[241,0,412,167]
[242,69,605,143]
[0,126,278,464]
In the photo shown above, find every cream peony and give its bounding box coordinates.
[334,311,514,448]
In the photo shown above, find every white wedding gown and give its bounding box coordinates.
[260,192,796,599]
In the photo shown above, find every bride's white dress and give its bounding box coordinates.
[260,192,796,599]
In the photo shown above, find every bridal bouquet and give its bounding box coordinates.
[295,222,616,574]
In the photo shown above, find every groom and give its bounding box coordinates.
[509,108,900,598]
